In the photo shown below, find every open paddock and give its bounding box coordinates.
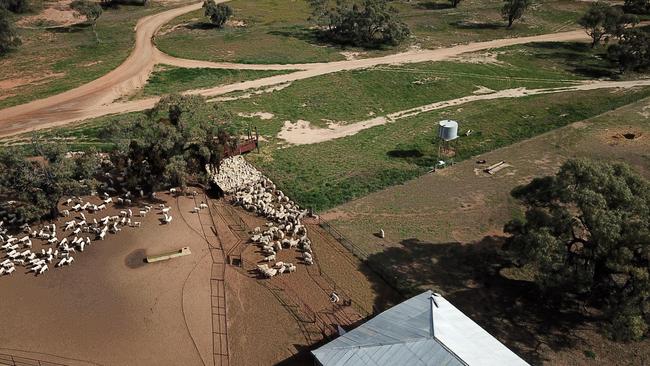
[323,96,650,365]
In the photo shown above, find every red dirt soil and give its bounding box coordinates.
[0,191,395,366]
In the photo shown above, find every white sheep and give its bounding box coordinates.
[264,254,276,262]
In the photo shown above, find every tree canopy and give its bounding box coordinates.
[624,0,650,14]
[505,159,650,340]
[0,95,240,227]
[106,94,236,192]
[307,0,410,47]
[203,0,232,28]
[608,28,650,73]
[0,8,20,54]
[71,0,103,42]
[578,2,638,47]
[0,0,30,13]
[0,142,101,224]
[501,0,532,28]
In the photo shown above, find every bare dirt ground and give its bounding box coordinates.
[16,0,78,28]
[0,193,214,366]
[2,1,634,137]
[276,80,650,145]
[323,97,650,365]
[211,198,397,365]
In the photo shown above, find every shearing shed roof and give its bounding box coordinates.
[312,290,529,366]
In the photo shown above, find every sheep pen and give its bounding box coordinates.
[209,156,317,278]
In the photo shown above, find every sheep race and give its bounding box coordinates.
[0,154,380,366]
[209,156,316,278]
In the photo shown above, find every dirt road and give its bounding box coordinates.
[0,4,631,137]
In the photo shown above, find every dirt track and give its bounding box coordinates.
[0,0,620,137]
[277,80,650,145]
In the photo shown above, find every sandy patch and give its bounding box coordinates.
[473,85,496,95]
[81,61,103,67]
[17,0,78,27]
[340,51,365,61]
[638,104,650,119]
[237,111,274,120]
[226,19,246,28]
[278,117,386,145]
[451,51,505,65]
[209,83,292,102]
[412,76,450,85]
[0,73,65,91]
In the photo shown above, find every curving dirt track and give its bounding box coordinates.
[0,1,643,137]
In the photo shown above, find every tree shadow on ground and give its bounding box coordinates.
[387,149,424,159]
[47,22,91,33]
[268,26,391,51]
[267,26,340,48]
[184,22,219,30]
[362,236,594,365]
[417,1,454,10]
[525,42,618,79]
[450,20,504,30]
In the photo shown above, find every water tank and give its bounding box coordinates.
[438,120,459,141]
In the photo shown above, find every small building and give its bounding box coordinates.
[312,290,529,366]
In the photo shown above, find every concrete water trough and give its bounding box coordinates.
[145,247,192,263]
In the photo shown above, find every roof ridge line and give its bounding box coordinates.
[316,337,435,351]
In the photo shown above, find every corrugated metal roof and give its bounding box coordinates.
[312,290,529,366]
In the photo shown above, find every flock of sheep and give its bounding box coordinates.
[210,156,315,278]
[0,192,174,278]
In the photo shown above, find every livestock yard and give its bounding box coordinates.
[1,0,650,365]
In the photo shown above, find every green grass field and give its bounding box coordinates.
[247,87,650,211]
[223,42,614,133]
[155,0,347,64]
[0,3,169,109]
[155,0,589,64]
[130,66,294,99]
[396,0,588,49]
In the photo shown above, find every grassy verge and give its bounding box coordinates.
[0,3,169,109]
[224,42,615,132]
[247,87,650,211]
[130,66,295,99]
[155,0,589,64]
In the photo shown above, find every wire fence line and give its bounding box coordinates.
[0,353,69,366]
[318,219,406,299]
